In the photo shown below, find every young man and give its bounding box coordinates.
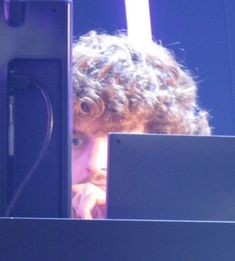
[72,31,211,219]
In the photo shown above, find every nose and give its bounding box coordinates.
[84,135,108,179]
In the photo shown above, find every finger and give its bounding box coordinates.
[79,192,97,219]
[72,183,86,194]
[72,183,106,205]
[72,185,98,219]
[72,191,82,218]
[72,183,106,219]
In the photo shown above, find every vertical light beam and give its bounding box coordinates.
[124,0,152,47]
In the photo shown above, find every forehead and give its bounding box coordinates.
[73,119,146,136]
[73,120,106,135]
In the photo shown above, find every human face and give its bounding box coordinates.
[72,123,145,190]
[72,131,108,190]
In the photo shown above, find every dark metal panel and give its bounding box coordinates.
[1,218,235,261]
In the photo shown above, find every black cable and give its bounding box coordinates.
[5,75,54,217]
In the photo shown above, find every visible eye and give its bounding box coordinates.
[72,132,86,147]
[73,136,81,146]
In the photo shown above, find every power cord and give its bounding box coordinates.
[5,74,54,217]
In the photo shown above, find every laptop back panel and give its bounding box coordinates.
[107,134,235,220]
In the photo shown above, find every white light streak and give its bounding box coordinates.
[124,0,152,48]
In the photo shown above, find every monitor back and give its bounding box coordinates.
[107,134,235,220]
[0,0,72,218]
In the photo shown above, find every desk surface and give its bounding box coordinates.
[1,218,235,261]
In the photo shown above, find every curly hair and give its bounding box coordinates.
[73,31,211,135]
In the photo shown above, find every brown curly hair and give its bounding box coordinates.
[73,31,211,135]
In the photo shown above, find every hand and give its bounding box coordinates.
[72,183,106,219]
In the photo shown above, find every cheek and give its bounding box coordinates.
[72,148,87,184]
